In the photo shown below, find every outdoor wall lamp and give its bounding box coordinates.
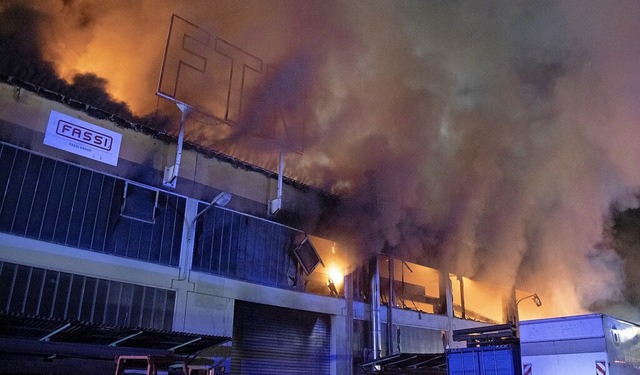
[516,293,542,307]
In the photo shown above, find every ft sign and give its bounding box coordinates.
[157,14,305,152]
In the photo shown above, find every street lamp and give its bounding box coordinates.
[516,293,542,307]
[514,293,542,338]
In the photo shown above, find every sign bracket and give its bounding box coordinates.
[163,102,188,188]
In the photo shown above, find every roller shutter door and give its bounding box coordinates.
[231,301,331,374]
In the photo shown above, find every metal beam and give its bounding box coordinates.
[163,102,188,188]
[109,331,143,347]
[168,337,202,352]
[39,323,71,342]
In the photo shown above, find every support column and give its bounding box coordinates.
[370,257,381,360]
[345,273,354,375]
[503,286,518,335]
[330,274,354,374]
[331,275,353,375]
[458,275,466,319]
[386,257,394,356]
[171,198,198,331]
[330,314,350,375]
[442,271,454,348]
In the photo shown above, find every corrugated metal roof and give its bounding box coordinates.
[0,311,230,356]
[360,352,447,374]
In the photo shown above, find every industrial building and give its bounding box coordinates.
[0,71,523,374]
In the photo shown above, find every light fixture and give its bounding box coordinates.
[193,192,232,221]
[516,293,542,307]
[181,191,233,280]
[211,191,232,207]
[188,192,232,240]
[532,294,542,307]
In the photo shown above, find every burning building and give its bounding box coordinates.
[2,1,640,374]
[0,76,526,373]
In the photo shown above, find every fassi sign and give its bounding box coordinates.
[55,120,114,151]
[44,110,122,166]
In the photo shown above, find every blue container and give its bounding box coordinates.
[447,344,522,375]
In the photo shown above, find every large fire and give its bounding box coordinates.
[3,0,640,321]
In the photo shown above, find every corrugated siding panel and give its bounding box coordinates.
[193,205,299,289]
[232,301,330,375]
[380,323,445,355]
[0,142,184,267]
[0,261,175,330]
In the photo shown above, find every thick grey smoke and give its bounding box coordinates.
[280,1,640,317]
[4,0,640,318]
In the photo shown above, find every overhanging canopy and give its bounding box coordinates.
[361,352,447,374]
[0,311,230,359]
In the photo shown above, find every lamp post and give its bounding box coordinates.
[516,293,542,308]
[515,293,542,338]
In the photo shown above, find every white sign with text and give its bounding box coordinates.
[44,110,122,166]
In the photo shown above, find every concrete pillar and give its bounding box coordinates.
[344,273,354,375]
[386,257,394,356]
[370,257,382,360]
[502,286,518,334]
[172,198,198,332]
[330,314,350,375]
[443,271,454,348]
[329,273,354,374]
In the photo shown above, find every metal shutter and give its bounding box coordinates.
[231,301,330,375]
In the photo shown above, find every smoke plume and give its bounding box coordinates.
[3,0,640,319]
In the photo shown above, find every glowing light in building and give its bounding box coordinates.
[328,264,343,285]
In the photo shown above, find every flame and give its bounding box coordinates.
[328,263,343,286]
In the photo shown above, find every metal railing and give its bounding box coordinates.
[0,142,184,266]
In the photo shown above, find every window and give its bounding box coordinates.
[120,181,159,224]
[293,236,323,275]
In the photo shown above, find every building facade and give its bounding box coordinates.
[0,80,512,374]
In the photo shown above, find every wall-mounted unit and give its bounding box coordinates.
[293,236,324,275]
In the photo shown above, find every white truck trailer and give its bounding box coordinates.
[519,313,640,374]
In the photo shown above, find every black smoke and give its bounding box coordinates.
[0,2,171,130]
